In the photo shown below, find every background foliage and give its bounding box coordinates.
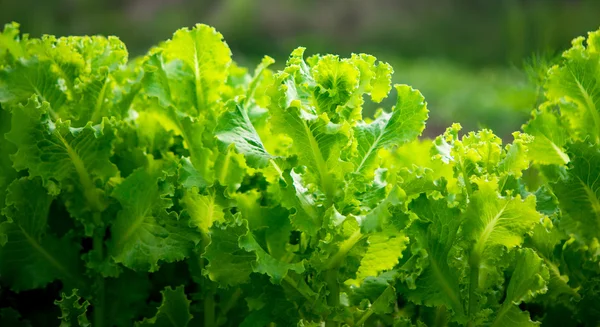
[2,0,600,138]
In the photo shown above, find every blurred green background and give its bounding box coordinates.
[2,0,599,138]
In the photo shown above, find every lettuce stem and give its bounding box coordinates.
[322,229,364,326]
[92,212,105,327]
[467,252,480,322]
[221,288,242,316]
[325,269,340,307]
[324,266,342,326]
[326,229,363,270]
[434,306,448,327]
[459,160,473,199]
[324,270,340,327]
[282,275,316,304]
[356,308,373,326]
[204,292,215,327]
[199,232,216,327]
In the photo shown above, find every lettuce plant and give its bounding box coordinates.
[0,22,598,327]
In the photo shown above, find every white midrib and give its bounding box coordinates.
[490,300,513,327]
[117,206,152,249]
[473,202,509,258]
[188,192,218,234]
[218,149,231,184]
[173,116,202,176]
[577,177,600,228]
[55,132,103,211]
[356,130,385,175]
[91,75,110,123]
[547,136,570,164]
[355,116,391,175]
[165,310,179,327]
[19,225,74,280]
[537,250,578,297]
[203,196,217,232]
[571,69,600,142]
[192,42,206,114]
[428,252,464,314]
[26,77,59,120]
[302,119,332,198]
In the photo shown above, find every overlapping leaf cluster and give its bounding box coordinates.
[519,28,600,326]
[0,22,598,327]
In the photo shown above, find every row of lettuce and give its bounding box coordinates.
[0,22,598,327]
